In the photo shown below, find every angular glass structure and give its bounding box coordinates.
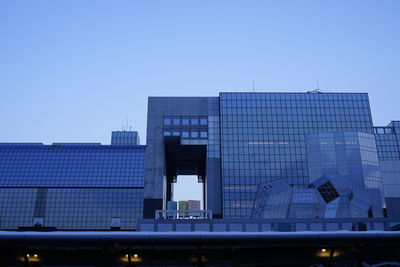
[288,189,318,218]
[251,179,293,219]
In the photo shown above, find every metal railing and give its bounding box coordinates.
[155,210,213,219]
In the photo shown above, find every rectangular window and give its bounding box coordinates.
[191,132,199,138]
[163,132,171,136]
[182,119,190,125]
[164,119,171,125]
[200,132,208,138]
[191,118,199,125]
[173,119,180,125]
[172,132,180,136]
[182,132,189,138]
[200,118,208,125]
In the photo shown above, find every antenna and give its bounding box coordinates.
[307,80,326,94]
[252,80,255,92]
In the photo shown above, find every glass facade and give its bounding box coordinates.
[220,92,374,218]
[1,92,400,227]
[374,122,400,217]
[307,132,382,191]
[0,143,145,230]
[251,179,292,219]
[307,132,384,217]
[111,130,140,145]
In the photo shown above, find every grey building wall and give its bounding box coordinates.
[144,97,222,217]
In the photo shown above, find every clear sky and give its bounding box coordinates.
[1,1,399,202]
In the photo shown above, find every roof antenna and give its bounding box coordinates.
[252,80,255,92]
[307,80,325,94]
[126,118,129,131]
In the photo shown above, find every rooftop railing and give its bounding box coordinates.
[155,210,213,219]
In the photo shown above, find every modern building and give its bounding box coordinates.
[0,136,145,230]
[2,92,400,266]
[144,92,400,221]
[1,92,400,232]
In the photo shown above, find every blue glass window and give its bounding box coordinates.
[191,132,199,138]
[0,143,146,230]
[0,144,146,188]
[200,118,208,125]
[191,118,199,125]
[163,118,171,125]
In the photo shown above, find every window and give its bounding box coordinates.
[172,132,180,136]
[191,132,199,138]
[200,118,208,125]
[200,132,208,138]
[173,119,180,125]
[377,128,385,134]
[191,118,199,125]
[164,119,171,125]
[317,181,339,203]
[182,119,189,125]
[182,132,189,138]
[163,132,171,136]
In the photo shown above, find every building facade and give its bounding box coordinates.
[0,139,145,230]
[144,92,400,220]
[1,92,400,231]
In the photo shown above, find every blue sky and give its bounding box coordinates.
[1,0,400,144]
[1,1,399,201]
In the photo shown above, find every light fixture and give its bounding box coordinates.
[133,254,138,258]
[321,248,326,252]
[125,254,129,258]
[34,254,38,258]
[26,254,30,258]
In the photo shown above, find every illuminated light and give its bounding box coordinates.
[34,254,38,258]
[26,254,30,258]
[133,254,138,258]
[125,254,129,258]
[248,141,288,145]
[321,249,326,252]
